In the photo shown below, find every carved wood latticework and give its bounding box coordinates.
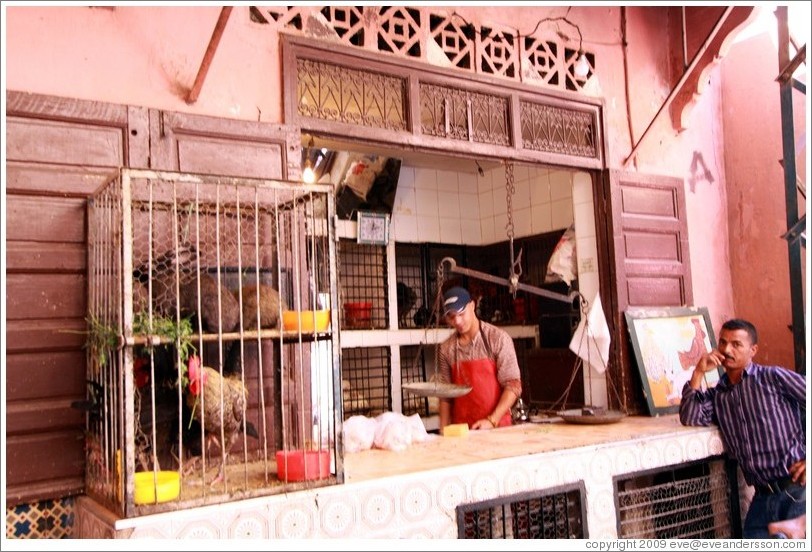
[254,5,595,92]
[283,36,604,169]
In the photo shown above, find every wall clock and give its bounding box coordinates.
[356,211,389,246]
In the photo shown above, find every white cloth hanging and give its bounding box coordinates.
[569,292,611,374]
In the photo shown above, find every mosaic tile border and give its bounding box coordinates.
[6,497,74,539]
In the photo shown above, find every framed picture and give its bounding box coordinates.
[625,306,721,416]
[356,211,389,246]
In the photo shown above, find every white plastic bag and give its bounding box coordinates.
[545,224,577,286]
[342,415,376,453]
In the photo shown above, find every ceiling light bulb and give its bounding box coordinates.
[574,52,590,78]
[302,161,316,184]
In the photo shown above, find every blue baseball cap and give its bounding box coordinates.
[442,287,472,316]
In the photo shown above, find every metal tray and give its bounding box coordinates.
[402,382,472,399]
[557,408,625,425]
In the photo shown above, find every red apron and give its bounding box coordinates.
[451,356,512,429]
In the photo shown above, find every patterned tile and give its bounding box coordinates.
[6,497,74,539]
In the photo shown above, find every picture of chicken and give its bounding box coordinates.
[185,354,251,486]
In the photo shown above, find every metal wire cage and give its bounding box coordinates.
[85,169,342,517]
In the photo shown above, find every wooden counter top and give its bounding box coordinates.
[344,414,717,482]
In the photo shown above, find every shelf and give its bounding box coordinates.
[125,329,333,347]
[339,325,538,348]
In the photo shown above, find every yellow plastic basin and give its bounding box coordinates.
[133,470,180,505]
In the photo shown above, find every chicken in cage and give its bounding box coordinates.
[84,169,341,516]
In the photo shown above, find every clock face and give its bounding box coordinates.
[357,212,388,245]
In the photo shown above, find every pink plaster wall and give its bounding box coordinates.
[8,5,792,363]
[4,6,283,122]
[719,32,801,369]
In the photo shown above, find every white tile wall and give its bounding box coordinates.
[391,163,582,245]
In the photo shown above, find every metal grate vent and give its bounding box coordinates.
[338,239,388,330]
[399,344,432,417]
[615,458,739,539]
[342,346,391,417]
[394,244,424,329]
[457,483,587,539]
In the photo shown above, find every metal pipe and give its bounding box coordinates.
[682,7,688,69]
[186,7,233,104]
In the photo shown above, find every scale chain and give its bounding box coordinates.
[504,161,522,296]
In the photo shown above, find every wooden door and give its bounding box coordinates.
[598,170,693,414]
[4,91,148,505]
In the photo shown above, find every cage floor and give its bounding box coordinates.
[129,457,336,515]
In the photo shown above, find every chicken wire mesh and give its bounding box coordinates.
[85,169,341,517]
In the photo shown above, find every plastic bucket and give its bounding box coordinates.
[344,301,372,329]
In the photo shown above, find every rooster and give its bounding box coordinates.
[185,354,252,486]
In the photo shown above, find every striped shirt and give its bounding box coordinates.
[679,362,806,487]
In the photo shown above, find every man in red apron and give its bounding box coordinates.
[438,286,522,430]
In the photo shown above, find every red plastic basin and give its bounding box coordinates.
[276,449,331,482]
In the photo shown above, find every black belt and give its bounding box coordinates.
[754,477,796,494]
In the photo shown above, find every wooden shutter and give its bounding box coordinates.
[601,170,693,414]
[4,91,148,505]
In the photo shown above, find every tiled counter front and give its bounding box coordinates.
[75,416,727,539]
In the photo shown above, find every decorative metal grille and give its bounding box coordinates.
[457,483,587,538]
[616,459,738,539]
[419,83,510,145]
[342,346,392,416]
[296,58,408,131]
[520,101,597,158]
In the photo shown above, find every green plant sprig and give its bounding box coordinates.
[132,311,196,387]
[85,314,120,368]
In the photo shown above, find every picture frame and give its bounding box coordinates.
[356,210,389,246]
[625,306,721,416]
